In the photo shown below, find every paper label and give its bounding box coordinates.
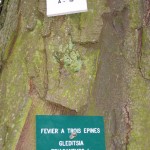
[46,0,88,17]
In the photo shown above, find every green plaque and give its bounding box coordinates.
[36,116,106,150]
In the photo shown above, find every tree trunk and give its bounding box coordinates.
[0,0,150,150]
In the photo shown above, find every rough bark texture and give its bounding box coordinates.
[0,0,150,150]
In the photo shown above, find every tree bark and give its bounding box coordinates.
[0,0,150,150]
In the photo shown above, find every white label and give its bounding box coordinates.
[46,0,88,17]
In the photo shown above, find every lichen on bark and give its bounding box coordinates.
[0,0,150,150]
